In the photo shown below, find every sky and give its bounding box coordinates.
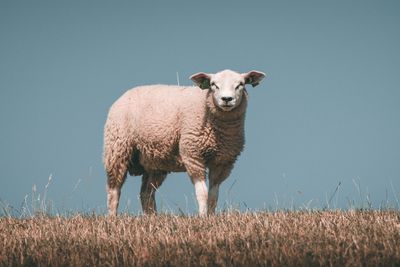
[1,0,399,215]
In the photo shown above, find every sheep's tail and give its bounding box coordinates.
[103,118,133,189]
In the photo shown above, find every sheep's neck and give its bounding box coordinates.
[201,93,246,164]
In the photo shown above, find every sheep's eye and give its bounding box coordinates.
[236,83,244,90]
[211,83,219,90]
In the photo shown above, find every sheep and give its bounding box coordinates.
[103,69,266,216]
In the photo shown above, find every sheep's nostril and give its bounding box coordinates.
[221,97,233,103]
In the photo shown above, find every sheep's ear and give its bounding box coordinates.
[243,71,266,87]
[190,72,211,89]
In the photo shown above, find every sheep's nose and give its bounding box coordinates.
[221,97,233,103]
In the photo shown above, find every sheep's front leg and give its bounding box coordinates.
[193,177,208,216]
[207,183,219,214]
[181,154,208,216]
[208,163,234,214]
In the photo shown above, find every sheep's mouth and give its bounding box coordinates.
[220,104,235,111]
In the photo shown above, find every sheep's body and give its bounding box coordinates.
[104,70,265,216]
[105,85,245,176]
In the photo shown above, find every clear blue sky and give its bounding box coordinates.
[1,0,399,214]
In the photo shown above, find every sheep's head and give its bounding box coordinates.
[190,69,265,111]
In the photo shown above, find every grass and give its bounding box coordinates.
[1,176,399,266]
[1,211,399,266]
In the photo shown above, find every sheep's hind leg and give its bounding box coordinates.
[104,133,132,216]
[140,171,166,214]
[107,184,122,217]
[106,160,129,216]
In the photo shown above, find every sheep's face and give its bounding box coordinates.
[190,69,265,112]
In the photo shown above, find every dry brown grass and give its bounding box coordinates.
[1,211,399,266]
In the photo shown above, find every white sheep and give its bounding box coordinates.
[103,69,266,216]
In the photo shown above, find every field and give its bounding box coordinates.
[1,211,399,266]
